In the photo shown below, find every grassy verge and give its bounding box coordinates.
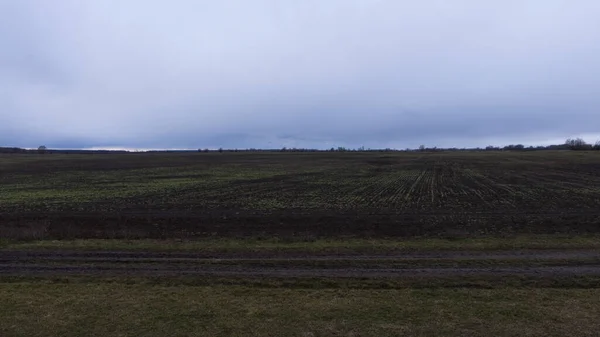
[1,283,599,337]
[3,235,600,253]
[2,274,600,289]
[12,257,600,269]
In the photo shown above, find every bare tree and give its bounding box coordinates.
[37,145,47,154]
[565,138,589,150]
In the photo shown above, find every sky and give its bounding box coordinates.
[1,0,600,150]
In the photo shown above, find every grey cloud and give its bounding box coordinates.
[1,0,600,149]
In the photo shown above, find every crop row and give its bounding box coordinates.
[3,158,600,213]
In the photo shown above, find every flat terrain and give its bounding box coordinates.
[2,150,600,239]
[2,151,600,336]
[2,284,600,337]
[2,237,600,289]
[2,248,600,279]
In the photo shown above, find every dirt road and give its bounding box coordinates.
[2,249,600,278]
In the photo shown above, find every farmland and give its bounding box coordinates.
[2,150,600,239]
[3,150,600,336]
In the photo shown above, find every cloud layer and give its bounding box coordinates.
[2,0,600,149]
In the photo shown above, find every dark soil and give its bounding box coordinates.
[3,249,600,278]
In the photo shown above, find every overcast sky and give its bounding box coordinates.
[1,0,600,150]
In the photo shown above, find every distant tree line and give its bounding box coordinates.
[195,141,600,153]
[3,138,600,155]
[0,147,30,154]
[0,146,128,154]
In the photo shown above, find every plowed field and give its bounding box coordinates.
[2,151,600,239]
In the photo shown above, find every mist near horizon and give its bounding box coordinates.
[2,1,600,150]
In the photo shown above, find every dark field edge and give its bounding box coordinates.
[6,258,600,268]
[2,274,600,289]
[3,235,600,253]
[3,211,600,240]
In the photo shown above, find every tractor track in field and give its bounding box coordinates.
[6,209,600,218]
[2,249,600,278]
